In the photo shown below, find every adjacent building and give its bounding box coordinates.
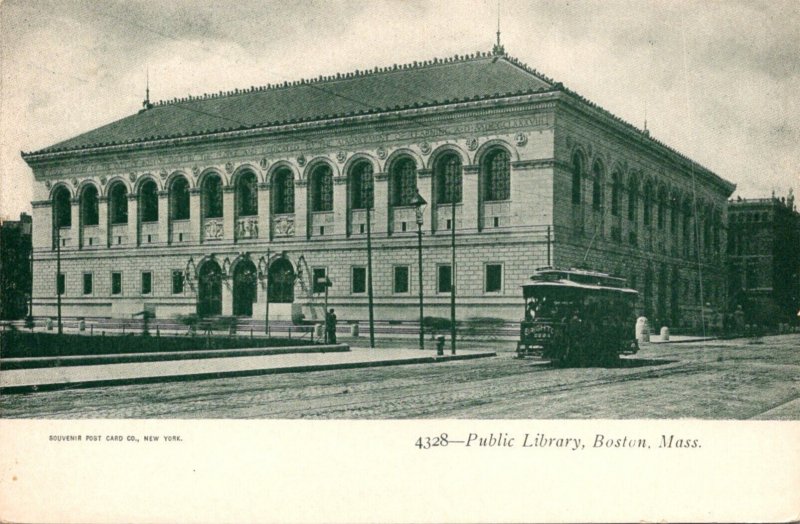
[0,213,33,320]
[22,45,735,329]
[727,192,800,326]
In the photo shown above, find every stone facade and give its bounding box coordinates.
[727,193,800,326]
[22,51,735,328]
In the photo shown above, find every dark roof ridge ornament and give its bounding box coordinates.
[492,1,506,57]
[141,68,153,111]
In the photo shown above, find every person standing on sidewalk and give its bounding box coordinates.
[326,309,337,344]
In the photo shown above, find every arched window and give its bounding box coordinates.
[202,174,223,218]
[571,152,583,205]
[170,176,190,220]
[434,153,462,204]
[390,157,417,206]
[272,169,294,214]
[139,179,159,223]
[350,162,373,210]
[611,172,621,216]
[310,165,333,212]
[81,185,99,226]
[643,181,653,226]
[108,182,128,224]
[592,161,604,210]
[53,186,71,228]
[236,171,258,216]
[484,148,510,202]
[627,179,638,221]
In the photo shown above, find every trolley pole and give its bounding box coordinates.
[264,249,270,336]
[411,189,427,350]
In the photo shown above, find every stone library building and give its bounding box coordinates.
[23,45,735,329]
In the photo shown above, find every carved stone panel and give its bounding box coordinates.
[204,218,224,240]
[272,214,295,237]
[236,217,259,239]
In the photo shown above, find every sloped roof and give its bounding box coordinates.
[29,52,554,155]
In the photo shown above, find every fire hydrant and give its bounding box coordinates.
[436,336,445,356]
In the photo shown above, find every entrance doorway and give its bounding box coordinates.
[268,257,295,303]
[197,260,223,317]
[233,258,258,316]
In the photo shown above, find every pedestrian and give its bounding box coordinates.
[734,305,745,335]
[326,308,337,344]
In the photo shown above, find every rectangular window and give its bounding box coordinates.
[485,264,503,293]
[141,271,152,295]
[57,273,65,295]
[437,264,452,293]
[83,273,93,295]
[312,268,328,294]
[111,272,122,295]
[393,266,409,294]
[172,270,185,295]
[351,266,366,294]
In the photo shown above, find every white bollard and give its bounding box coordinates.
[636,317,650,343]
[660,326,670,341]
[349,323,359,337]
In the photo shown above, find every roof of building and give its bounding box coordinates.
[19,47,737,194]
[27,51,555,156]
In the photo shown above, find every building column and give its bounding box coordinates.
[222,280,233,315]
[70,198,80,249]
[127,194,139,246]
[31,200,52,251]
[463,165,480,232]
[417,169,433,229]
[333,177,347,236]
[294,180,308,239]
[189,188,201,243]
[257,183,270,241]
[158,190,169,245]
[223,186,235,241]
[373,172,388,235]
[98,197,108,247]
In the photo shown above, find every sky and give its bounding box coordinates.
[1,0,798,219]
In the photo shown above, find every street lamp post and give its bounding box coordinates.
[56,223,62,334]
[364,168,376,348]
[410,189,427,350]
[450,176,457,354]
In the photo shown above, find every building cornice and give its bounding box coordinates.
[21,91,559,166]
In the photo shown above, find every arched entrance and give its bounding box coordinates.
[197,260,222,317]
[268,258,295,303]
[232,258,258,316]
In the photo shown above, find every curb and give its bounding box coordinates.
[0,351,496,395]
[1,344,349,370]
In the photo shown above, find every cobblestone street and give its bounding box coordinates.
[1,335,798,419]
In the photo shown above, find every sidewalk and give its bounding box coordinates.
[0,346,496,394]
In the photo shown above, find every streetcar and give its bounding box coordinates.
[517,268,639,365]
